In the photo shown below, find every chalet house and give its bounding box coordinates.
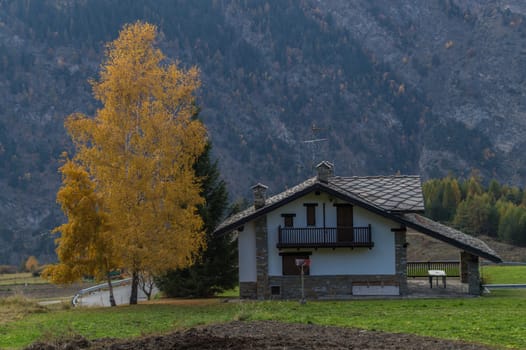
[214,162,502,300]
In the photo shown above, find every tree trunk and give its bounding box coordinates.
[142,283,152,300]
[106,272,117,307]
[130,270,139,305]
[139,272,154,300]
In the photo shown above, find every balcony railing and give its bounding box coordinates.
[407,261,460,277]
[277,225,373,248]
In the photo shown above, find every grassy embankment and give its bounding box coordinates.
[0,266,525,349]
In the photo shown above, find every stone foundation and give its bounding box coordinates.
[267,275,400,300]
[240,282,257,299]
[394,228,408,295]
[255,216,268,300]
[460,251,480,295]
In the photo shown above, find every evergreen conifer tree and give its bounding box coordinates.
[156,142,237,297]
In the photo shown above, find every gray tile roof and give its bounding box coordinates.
[400,213,502,263]
[215,174,502,262]
[215,175,423,234]
[331,175,424,212]
[215,177,318,234]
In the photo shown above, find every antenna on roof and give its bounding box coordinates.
[302,123,328,172]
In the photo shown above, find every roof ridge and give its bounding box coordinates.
[263,176,317,201]
[215,174,425,235]
[333,175,421,179]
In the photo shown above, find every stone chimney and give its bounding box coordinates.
[316,161,334,183]
[251,183,268,209]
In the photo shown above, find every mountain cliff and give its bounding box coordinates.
[1,0,525,264]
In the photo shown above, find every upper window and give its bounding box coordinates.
[281,214,295,228]
[304,203,318,226]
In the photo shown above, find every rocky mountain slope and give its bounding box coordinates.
[1,0,525,264]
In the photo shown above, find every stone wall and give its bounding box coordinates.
[267,275,399,300]
[255,215,268,300]
[240,282,257,299]
[460,251,480,295]
[394,228,408,295]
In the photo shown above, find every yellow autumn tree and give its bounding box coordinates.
[24,256,39,273]
[65,21,206,304]
[43,159,120,306]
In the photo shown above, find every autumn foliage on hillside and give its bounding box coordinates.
[423,175,526,246]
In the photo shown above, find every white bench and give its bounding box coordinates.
[428,269,446,288]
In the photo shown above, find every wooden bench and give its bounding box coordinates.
[428,269,446,288]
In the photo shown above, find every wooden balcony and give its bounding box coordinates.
[277,225,373,249]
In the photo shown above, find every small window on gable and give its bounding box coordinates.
[281,253,311,275]
[281,214,296,228]
[304,203,318,226]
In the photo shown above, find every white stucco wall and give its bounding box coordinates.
[265,192,398,276]
[238,221,257,282]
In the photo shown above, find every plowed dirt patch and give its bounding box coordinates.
[25,320,497,349]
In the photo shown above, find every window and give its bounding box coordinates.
[281,253,311,275]
[281,213,296,227]
[270,286,281,295]
[304,203,318,226]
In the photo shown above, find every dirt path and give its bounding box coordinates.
[26,320,497,349]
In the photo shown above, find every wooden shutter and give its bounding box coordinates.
[304,204,317,226]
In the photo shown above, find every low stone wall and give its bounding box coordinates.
[267,275,399,300]
[240,282,257,299]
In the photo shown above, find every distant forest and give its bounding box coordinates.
[423,175,526,246]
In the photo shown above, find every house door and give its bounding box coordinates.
[336,205,353,242]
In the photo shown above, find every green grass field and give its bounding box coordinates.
[481,265,526,284]
[1,265,525,349]
[1,289,525,349]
